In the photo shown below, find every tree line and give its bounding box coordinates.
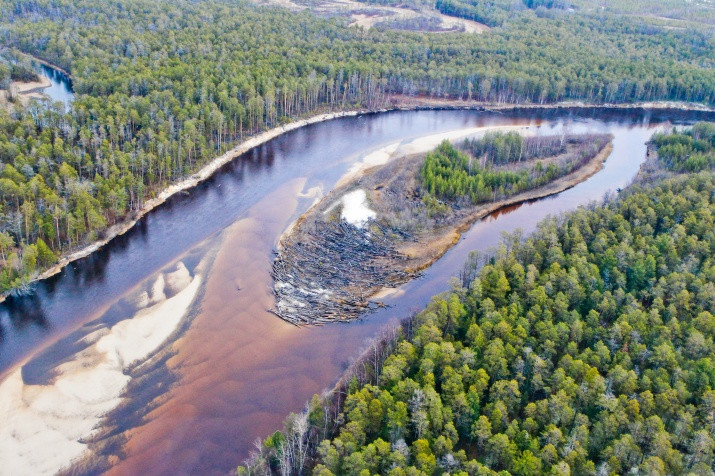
[0,0,712,293]
[420,135,609,205]
[238,125,715,475]
[463,131,570,166]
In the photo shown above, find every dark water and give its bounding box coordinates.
[0,108,712,475]
[38,64,74,108]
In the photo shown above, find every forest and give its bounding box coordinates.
[420,134,610,205]
[0,0,713,292]
[653,123,715,173]
[0,50,39,88]
[463,132,571,165]
[238,124,715,475]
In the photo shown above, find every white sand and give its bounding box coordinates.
[0,262,201,476]
[19,110,367,302]
[338,142,401,188]
[371,287,405,300]
[164,262,192,295]
[340,189,376,227]
[322,125,533,230]
[336,125,528,188]
[397,125,527,155]
[297,185,323,199]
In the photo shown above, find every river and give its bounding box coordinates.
[0,108,711,475]
[36,64,74,108]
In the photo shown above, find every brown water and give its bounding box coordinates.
[0,108,712,476]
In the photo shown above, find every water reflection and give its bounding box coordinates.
[38,64,74,107]
[3,293,48,332]
[99,109,713,475]
[1,107,711,370]
[0,108,712,475]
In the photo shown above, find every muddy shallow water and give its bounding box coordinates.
[0,108,712,475]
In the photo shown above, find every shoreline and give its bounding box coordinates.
[1,54,72,110]
[401,141,614,276]
[387,96,715,112]
[1,101,710,303]
[277,124,532,248]
[17,53,72,78]
[33,58,71,77]
[14,75,52,94]
[11,110,369,300]
[273,138,613,324]
[1,75,52,108]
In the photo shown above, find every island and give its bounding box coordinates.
[272,131,613,324]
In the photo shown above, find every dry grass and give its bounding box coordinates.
[253,0,489,33]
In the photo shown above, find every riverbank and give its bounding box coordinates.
[0,53,69,108]
[405,140,614,270]
[1,101,710,303]
[14,110,369,300]
[13,52,72,78]
[1,75,52,108]
[0,110,690,475]
[388,95,715,112]
[272,133,613,324]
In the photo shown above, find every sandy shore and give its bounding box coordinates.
[276,123,529,245]
[0,260,205,475]
[13,110,368,298]
[271,134,613,324]
[1,75,52,108]
[14,76,52,94]
[1,99,709,302]
[335,124,530,189]
[0,54,69,110]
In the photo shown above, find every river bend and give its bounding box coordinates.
[0,108,712,475]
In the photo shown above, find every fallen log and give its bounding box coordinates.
[271,219,415,324]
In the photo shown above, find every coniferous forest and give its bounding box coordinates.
[420,134,611,204]
[0,0,713,291]
[239,124,715,475]
[0,0,715,474]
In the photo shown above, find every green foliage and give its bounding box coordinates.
[434,0,515,27]
[420,136,608,204]
[422,195,449,218]
[245,168,715,475]
[654,122,715,173]
[0,49,40,86]
[35,238,56,268]
[464,132,569,166]
[464,131,529,165]
[0,0,712,293]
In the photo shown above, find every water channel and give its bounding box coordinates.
[0,107,712,475]
[37,64,74,108]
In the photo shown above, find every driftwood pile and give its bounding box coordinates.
[271,220,414,325]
